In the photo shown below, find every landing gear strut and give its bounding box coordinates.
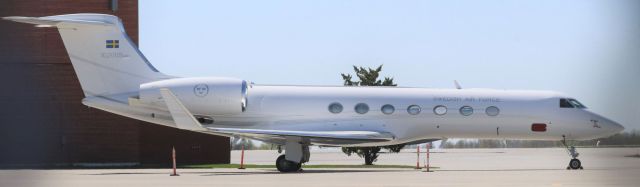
[562,135,583,170]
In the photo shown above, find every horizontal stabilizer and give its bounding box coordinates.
[3,15,111,27]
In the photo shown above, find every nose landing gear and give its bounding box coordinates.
[568,158,582,170]
[562,135,583,170]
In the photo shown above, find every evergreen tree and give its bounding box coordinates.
[340,65,405,165]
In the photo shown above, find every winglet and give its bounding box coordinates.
[159,88,207,131]
[454,80,462,89]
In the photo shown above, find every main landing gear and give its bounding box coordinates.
[561,135,583,170]
[275,138,310,173]
[276,155,302,172]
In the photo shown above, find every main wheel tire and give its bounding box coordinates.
[276,155,300,172]
[569,159,581,170]
[295,162,302,172]
[276,155,290,172]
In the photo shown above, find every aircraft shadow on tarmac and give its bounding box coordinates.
[84,169,413,176]
[201,169,415,176]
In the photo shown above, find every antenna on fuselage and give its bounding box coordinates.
[454,80,462,89]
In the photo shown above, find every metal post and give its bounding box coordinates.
[415,145,421,169]
[238,144,246,169]
[170,146,179,176]
[426,143,431,172]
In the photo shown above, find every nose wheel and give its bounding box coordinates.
[562,135,583,170]
[568,158,582,170]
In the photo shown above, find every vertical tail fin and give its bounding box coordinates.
[3,14,172,97]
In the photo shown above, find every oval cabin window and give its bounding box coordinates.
[485,106,500,116]
[354,103,369,114]
[381,104,395,115]
[328,102,343,114]
[433,105,447,115]
[407,105,421,115]
[459,106,473,116]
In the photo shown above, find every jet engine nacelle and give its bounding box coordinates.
[139,77,249,115]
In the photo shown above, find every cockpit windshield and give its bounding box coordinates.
[568,99,587,108]
[560,98,587,109]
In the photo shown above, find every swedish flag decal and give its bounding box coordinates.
[106,40,119,48]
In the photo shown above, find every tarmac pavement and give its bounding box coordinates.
[1,148,639,187]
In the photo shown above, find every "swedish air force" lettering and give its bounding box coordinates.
[433,97,502,103]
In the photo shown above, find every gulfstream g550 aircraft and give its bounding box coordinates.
[4,14,624,172]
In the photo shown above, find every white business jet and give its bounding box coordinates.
[4,14,624,172]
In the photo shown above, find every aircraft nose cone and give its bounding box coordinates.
[586,111,625,138]
[612,121,625,133]
[601,118,625,134]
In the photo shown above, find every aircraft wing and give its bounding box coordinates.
[207,127,395,145]
[159,88,395,146]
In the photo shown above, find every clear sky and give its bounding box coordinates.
[139,0,639,130]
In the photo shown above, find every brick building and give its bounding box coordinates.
[0,0,230,167]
